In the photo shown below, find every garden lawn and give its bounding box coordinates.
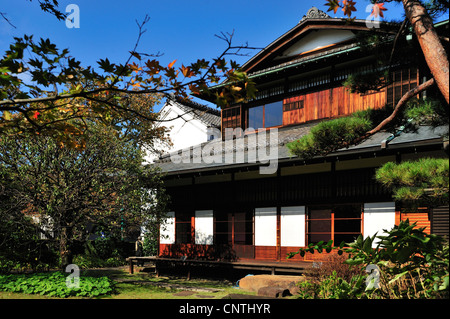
[0,267,255,299]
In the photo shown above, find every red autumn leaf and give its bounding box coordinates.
[371,3,388,18]
[33,111,40,120]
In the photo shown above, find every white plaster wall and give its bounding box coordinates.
[364,202,396,248]
[143,101,212,163]
[278,29,355,58]
[160,211,175,244]
[281,206,305,247]
[167,103,208,152]
[255,207,277,246]
[195,210,214,245]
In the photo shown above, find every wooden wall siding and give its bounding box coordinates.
[159,243,234,260]
[400,210,431,233]
[283,87,386,126]
[280,246,304,262]
[281,246,347,262]
[255,246,277,260]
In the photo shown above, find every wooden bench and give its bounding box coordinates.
[126,256,311,280]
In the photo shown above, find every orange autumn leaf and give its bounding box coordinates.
[342,0,357,17]
[167,59,177,69]
[181,65,193,78]
[325,0,340,14]
[371,2,388,18]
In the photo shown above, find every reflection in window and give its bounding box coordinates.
[248,101,283,130]
[265,101,283,127]
[248,105,263,129]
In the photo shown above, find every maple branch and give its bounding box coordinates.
[0,11,16,28]
[110,15,151,89]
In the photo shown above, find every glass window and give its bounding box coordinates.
[307,208,332,244]
[214,211,253,246]
[334,205,362,245]
[248,101,283,130]
[234,211,253,245]
[215,212,232,245]
[264,101,283,127]
[307,205,362,245]
[248,105,264,130]
[175,212,192,244]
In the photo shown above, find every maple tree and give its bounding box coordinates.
[0,10,256,147]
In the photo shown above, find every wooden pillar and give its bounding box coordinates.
[276,208,281,262]
[128,259,134,274]
[187,264,191,281]
[191,215,196,247]
[276,167,281,261]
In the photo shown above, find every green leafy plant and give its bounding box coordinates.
[290,220,449,299]
[0,271,115,298]
[296,270,366,299]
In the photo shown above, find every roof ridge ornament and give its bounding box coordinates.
[300,7,331,22]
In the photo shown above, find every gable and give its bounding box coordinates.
[274,29,356,60]
[241,17,394,75]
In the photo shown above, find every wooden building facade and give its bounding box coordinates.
[155,9,449,262]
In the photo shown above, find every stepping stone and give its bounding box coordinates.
[173,291,196,297]
[257,287,291,298]
[238,274,305,294]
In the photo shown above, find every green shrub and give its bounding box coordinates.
[291,220,449,299]
[287,114,372,159]
[73,255,125,269]
[297,271,365,299]
[0,271,115,298]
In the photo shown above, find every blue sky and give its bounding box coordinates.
[0,1,445,108]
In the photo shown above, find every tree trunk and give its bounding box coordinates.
[60,226,73,270]
[367,78,436,136]
[402,0,449,105]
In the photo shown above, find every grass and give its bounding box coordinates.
[0,266,256,299]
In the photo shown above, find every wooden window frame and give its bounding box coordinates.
[305,204,363,245]
[283,99,304,112]
[386,67,419,107]
[175,211,194,244]
[247,101,284,131]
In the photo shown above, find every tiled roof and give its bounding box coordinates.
[154,123,447,175]
[168,94,221,128]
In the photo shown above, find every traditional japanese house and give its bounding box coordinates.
[154,8,449,263]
